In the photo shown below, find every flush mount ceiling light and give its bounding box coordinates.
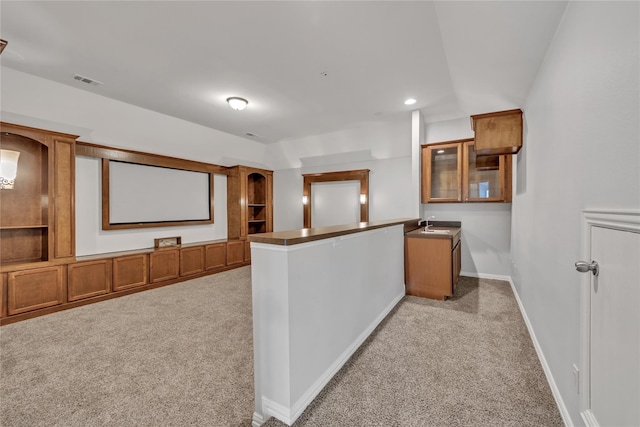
[404,98,417,106]
[227,97,249,111]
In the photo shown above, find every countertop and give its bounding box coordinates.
[248,218,420,246]
[405,226,462,240]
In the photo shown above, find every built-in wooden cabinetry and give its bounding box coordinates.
[0,122,77,267]
[405,227,462,301]
[471,109,523,156]
[67,259,112,302]
[0,240,250,325]
[421,138,512,203]
[227,165,273,262]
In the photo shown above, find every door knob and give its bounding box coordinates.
[575,260,599,277]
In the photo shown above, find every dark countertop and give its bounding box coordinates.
[406,226,462,240]
[248,218,420,246]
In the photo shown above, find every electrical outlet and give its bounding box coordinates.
[572,364,580,394]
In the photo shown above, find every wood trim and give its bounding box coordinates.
[76,141,228,175]
[421,140,466,203]
[53,138,76,259]
[0,273,6,318]
[100,158,216,230]
[302,169,370,228]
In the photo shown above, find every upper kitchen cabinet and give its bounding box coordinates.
[421,138,512,204]
[470,109,523,156]
[227,166,273,241]
[0,122,77,270]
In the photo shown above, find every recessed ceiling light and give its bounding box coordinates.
[227,97,248,111]
[404,98,417,106]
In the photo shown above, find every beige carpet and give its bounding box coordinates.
[0,267,563,426]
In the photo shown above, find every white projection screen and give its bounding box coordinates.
[105,160,213,228]
[311,181,360,228]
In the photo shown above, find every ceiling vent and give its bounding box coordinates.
[73,74,103,86]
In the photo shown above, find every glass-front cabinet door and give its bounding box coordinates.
[421,142,462,202]
[464,141,504,202]
[421,138,512,204]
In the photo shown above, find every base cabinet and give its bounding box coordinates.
[226,240,245,265]
[180,246,205,277]
[1,240,249,325]
[67,259,112,301]
[113,254,148,291]
[405,228,462,300]
[150,250,179,283]
[7,266,65,315]
[205,243,226,271]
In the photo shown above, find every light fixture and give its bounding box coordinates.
[404,98,417,106]
[0,149,20,189]
[360,194,367,205]
[437,149,445,154]
[302,195,309,205]
[227,97,248,111]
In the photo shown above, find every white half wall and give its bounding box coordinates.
[512,2,639,426]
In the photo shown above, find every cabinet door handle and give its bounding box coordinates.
[575,260,599,277]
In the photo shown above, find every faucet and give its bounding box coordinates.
[424,216,436,232]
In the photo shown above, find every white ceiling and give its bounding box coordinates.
[0,1,568,144]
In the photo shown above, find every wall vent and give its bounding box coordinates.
[73,74,103,86]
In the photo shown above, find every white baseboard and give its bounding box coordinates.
[460,271,512,282]
[278,290,406,426]
[252,411,266,427]
[508,277,573,427]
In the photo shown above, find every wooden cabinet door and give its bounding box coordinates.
[149,250,179,283]
[205,243,226,271]
[7,266,65,315]
[405,236,452,300]
[113,254,148,291]
[421,142,463,203]
[180,246,205,277]
[226,240,245,266]
[67,259,111,301]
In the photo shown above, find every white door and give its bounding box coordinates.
[580,211,640,427]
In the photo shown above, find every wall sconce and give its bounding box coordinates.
[360,194,367,205]
[0,149,20,189]
[302,195,309,205]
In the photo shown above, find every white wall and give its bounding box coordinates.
[513,2,639,425]
[1,67,267,254]
[421,117,513,278]
[270,117,415,232]
[75,156,228,256]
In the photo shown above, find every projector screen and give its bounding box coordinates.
[105,160,213,228]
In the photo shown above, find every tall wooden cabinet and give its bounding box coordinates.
[0,122,77,268]
[227,166,273,260]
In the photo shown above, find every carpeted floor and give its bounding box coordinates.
[0,267,563,427]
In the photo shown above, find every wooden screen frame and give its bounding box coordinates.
[76,142,227,230]
[302,169,370,229]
